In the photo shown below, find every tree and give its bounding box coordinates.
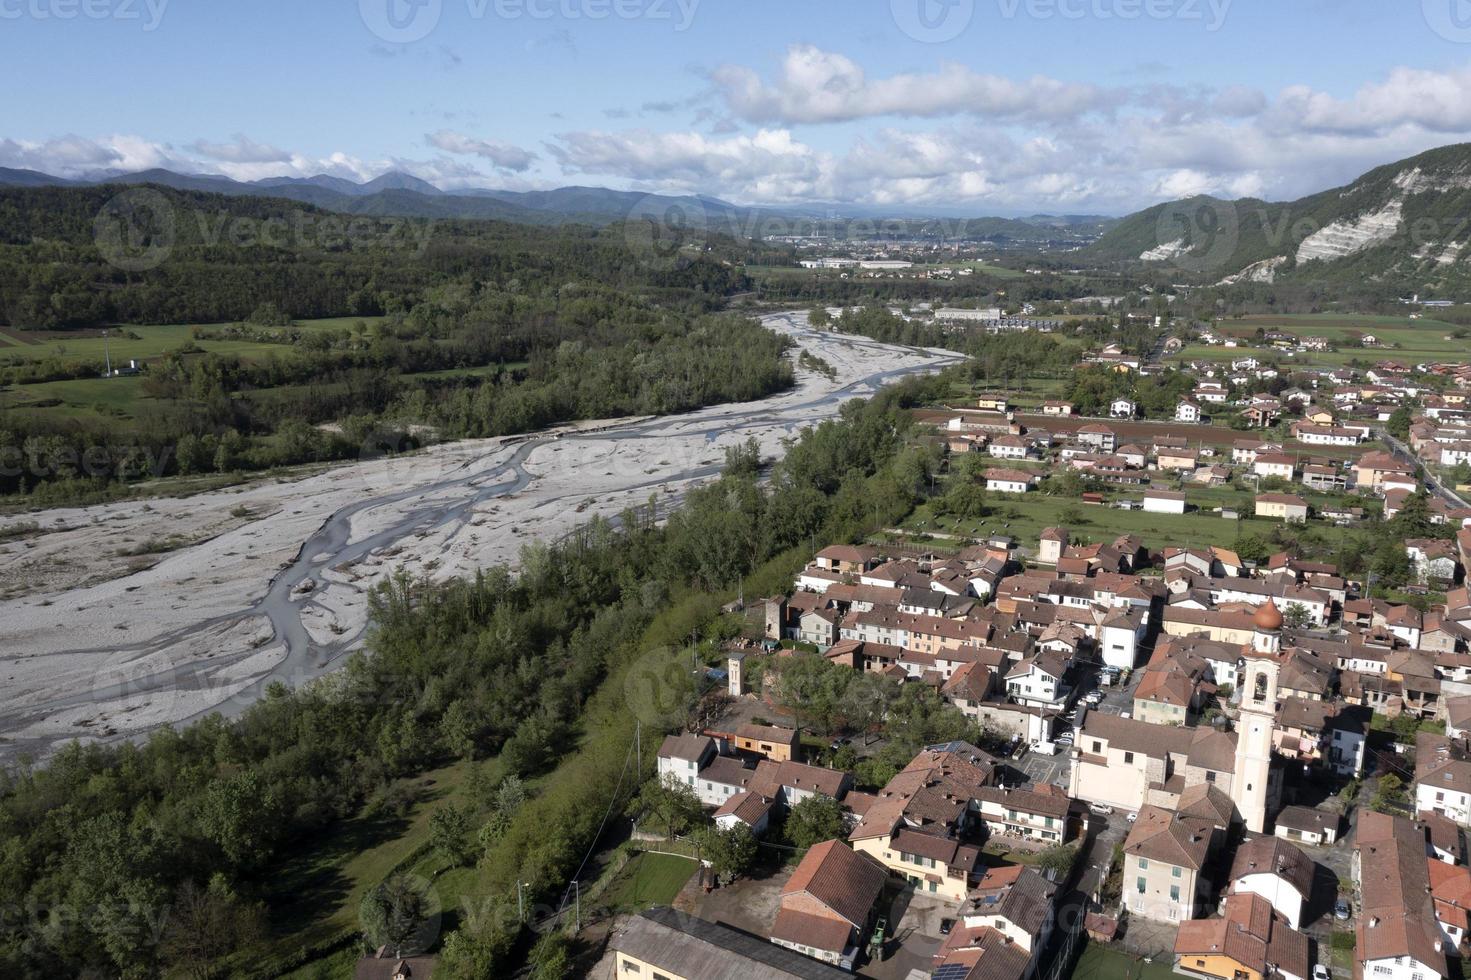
[808,306,831,327]
[528,933,573,980]
[1387,405,1414,440]
[1282,603,1311,630]
[631,776,703,839]
[159,876,265,980]
[785,794,845,850]
[430,804,474,868]
[1034,843,1080,879]
[697,824,759,883]
[360,874,437,955]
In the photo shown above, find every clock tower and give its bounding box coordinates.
[1232,600,1284,833]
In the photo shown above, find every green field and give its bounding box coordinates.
[1175,313,1471,369]
[601,852,697,911]
[1069,941,1181,980]
[0,317,388,367]
[258,759,479,967]
[897,482,1368,554]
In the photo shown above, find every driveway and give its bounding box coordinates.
[859,891,949,980]
[674,862,790,937]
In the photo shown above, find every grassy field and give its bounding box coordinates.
[1173,313,1471,369]
[1069,941,1180,980]
[897,483,1367,554]
[257,759,480,966]
[0,317,389,367]
[601,852,698,911]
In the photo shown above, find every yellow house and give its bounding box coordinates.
[1173,893,1311,980]
[1255,493,1309,523]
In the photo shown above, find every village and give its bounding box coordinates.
[602,330,1471,980]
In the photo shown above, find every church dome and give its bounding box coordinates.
[1254,600,1283,632]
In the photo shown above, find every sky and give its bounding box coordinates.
[6,0,1471,214]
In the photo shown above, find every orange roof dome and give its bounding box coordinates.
[1254,600,1283,631]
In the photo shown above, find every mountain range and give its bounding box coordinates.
[0,165,1111,243]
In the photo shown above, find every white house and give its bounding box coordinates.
[1111,398,1138,419]
[1005,652,1070,709]
[657,733,716,791]
[985,469,1039,494]
[1416,735,1471,827]
[1176,401,1203,424]
[989,435,1033,460]
[1143,490,1187,515]
[1229,837,1313,930]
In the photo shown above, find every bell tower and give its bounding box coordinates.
[1233,601,1284,833]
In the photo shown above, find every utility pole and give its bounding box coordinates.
[517,880,525,922]
[574,880,581,932]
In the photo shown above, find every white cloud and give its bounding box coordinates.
[190,134,292,164]
[548,127,832,202]
[712,45,1112,125]
[425,130,538,172]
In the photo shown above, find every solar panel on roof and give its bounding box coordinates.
[933,963,973,980]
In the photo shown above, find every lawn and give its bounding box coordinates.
[601,852,698,912]
[896,487,1363,554]
[1174,313,1471,370]
[1069,941,1180,980]
[255,759,478,965]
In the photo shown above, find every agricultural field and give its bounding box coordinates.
[0,317,386,367]
[896,479,1371,555]
[1173,313,1471,369]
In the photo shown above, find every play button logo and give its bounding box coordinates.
[1425,0,1471,42]
[360,0,442,44]
[892,0,974,43]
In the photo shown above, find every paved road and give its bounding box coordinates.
[1380,429,1471,509]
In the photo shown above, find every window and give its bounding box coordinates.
[1138,858,1148,870]
[1205,771,1216,783]
[1170,885,1180,902]
[1124,752,1135,764]
[621,961,641,974]
[1092,741,1103,754]
[1136,877,1146,893]
[1172,866,1182,879]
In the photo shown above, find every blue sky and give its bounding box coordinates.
[5,0,1471,213]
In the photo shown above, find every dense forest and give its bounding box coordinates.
[0,369,965,979]
[0,184,794,503]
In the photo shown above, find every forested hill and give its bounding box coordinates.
[0,183,769,328]
[1081,142,1471,299]
[0,183,795,504]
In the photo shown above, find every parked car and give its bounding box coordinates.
[1126,811,1138,824]
[940,918,956,937]
[1313,966,1331,980]
[1089,802,1114,815]
[1334,900,1351,921]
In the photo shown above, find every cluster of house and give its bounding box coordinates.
[625,515,1471,980]
[650,730,1072,979]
